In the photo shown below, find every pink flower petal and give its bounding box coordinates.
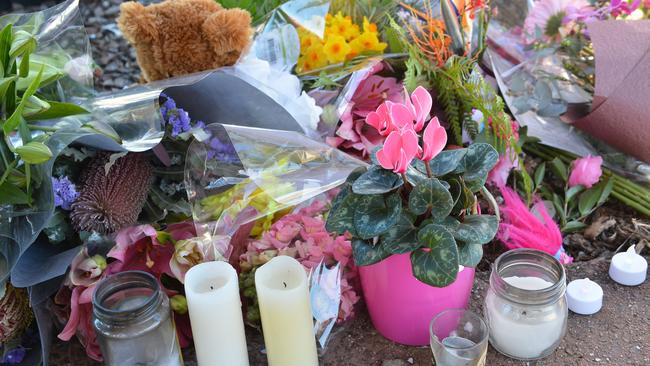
[411,86,433,132]
[421,117,447,161]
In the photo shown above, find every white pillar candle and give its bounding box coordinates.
[566,278,603,315]
[184,261,249,366]
[609,246,648,286]
[255,255,318,366]
[487,276,566,360]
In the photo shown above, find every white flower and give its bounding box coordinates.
[64,55,94,84]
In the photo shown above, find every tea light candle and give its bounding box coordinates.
[566,278,603,315]
[609,246,648,286]
[184,261,249,366]
[255,256,318,366]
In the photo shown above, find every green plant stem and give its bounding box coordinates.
[480,186,500,221]
[0,159,17,187]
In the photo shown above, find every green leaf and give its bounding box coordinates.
[578,187,600,217]
[25,101,88,121]
[550,158,568,182]
[0,181,29,205]
[563,220,587,233]
[15,141,52,164]
[534,162,546,188]
[352,239,390,266]
[352,166,403,195]
[9,30,36,58]
[462,143,499,182]
[411,224,459,287]
[81,121,121,143]
[0,76,16,101]
[21,95,49,117]
[408,178,453,217]
[354,193,402,239]
[458,242,483,267]
[436,216,461,231]
[552,193,565,222]
[326,190,359,236]
[440,0,465,56]
[565,185,585,202]
[454,215,498,245]
[427,149,467,176]
[0,24,12,72]
[380,215,419,254]
[597,178,614,206]
[3,65,43,134]
[18,52,29,78]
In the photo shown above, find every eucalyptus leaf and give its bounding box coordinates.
[15,141,52,164]
[533,81,552,109]
[352,167,403,195]
[408,178,453,218]
[458,242,483,267]
[538,102,567,117]
[512,96,533,114]
[411,224,459,287]
[352,239,390,266]
[454,215,498,245]
[354,193,402,239]
[380,215,419,254]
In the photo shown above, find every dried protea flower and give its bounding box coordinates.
[71,152,153,234]
[0,284,32,343]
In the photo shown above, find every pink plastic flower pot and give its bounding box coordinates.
[359,253,475,346]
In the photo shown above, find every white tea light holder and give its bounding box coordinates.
[566,278,603,315]
[609,246,648,286]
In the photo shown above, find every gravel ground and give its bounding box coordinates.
[4,1,650,365]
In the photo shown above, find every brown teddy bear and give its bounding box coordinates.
[117,0,253,82]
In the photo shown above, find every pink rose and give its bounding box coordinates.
[568,155,603,188]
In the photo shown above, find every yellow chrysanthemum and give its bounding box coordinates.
[323,34,351,63]
[363,16,378,33]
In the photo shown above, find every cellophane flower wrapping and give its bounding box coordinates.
[486,0,650,181]
[185,123,366,349]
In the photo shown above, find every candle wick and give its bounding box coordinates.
[210,286,214,290]
[283,281,287,288]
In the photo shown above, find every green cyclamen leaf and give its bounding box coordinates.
[352,239,390,266]
[462,143,498,182]
[326,190,359,236]
[427,149,467,176]
[458,242,483,267]
[408,178,453,218]
[411,224,459,287]
[380,215,420,254]
[354,193,402,239]
[454,215,498,245]
[352,166,403,195]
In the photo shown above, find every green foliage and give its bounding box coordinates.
[327,143,499,287]
[0,23,89,207]
[219,0,288,25]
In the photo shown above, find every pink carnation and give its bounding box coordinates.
[568,155,603,188]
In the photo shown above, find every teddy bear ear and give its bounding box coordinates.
[117,1,158,44]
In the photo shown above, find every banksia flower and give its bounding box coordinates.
[0,284,32,343]
[71,153,153,234]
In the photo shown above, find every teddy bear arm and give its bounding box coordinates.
[202,8,253,67]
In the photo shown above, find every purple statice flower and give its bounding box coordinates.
[194,120,206,130]
[206,137,239,164]
[169,108,192,137]
[2,346,27,364]
[52,176,79,210]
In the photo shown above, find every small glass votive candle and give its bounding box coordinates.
[484,249,568,361]
[92,271,183,366]
[430,309,488,366]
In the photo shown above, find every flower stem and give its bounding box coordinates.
[425,162,433,178]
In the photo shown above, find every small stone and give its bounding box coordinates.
[407,357,414,364]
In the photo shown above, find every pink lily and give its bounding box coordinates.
[376,128,421,174]
[420,117,447,161]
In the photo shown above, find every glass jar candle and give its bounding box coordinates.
[92,271,183,366]
[484,249,567,361]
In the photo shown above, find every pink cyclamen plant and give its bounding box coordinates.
[368,86,447,174]
[568,155,603,188]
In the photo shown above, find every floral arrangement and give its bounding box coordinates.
[239,195,359,324]
[296,12,387,73]
[327,85,499,287]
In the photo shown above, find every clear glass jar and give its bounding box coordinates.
[484,249,568,361]
[92,271,183,366]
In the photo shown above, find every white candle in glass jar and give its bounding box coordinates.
[255,256,318,366]
[486,276,566,360]
[184,261,249,366]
